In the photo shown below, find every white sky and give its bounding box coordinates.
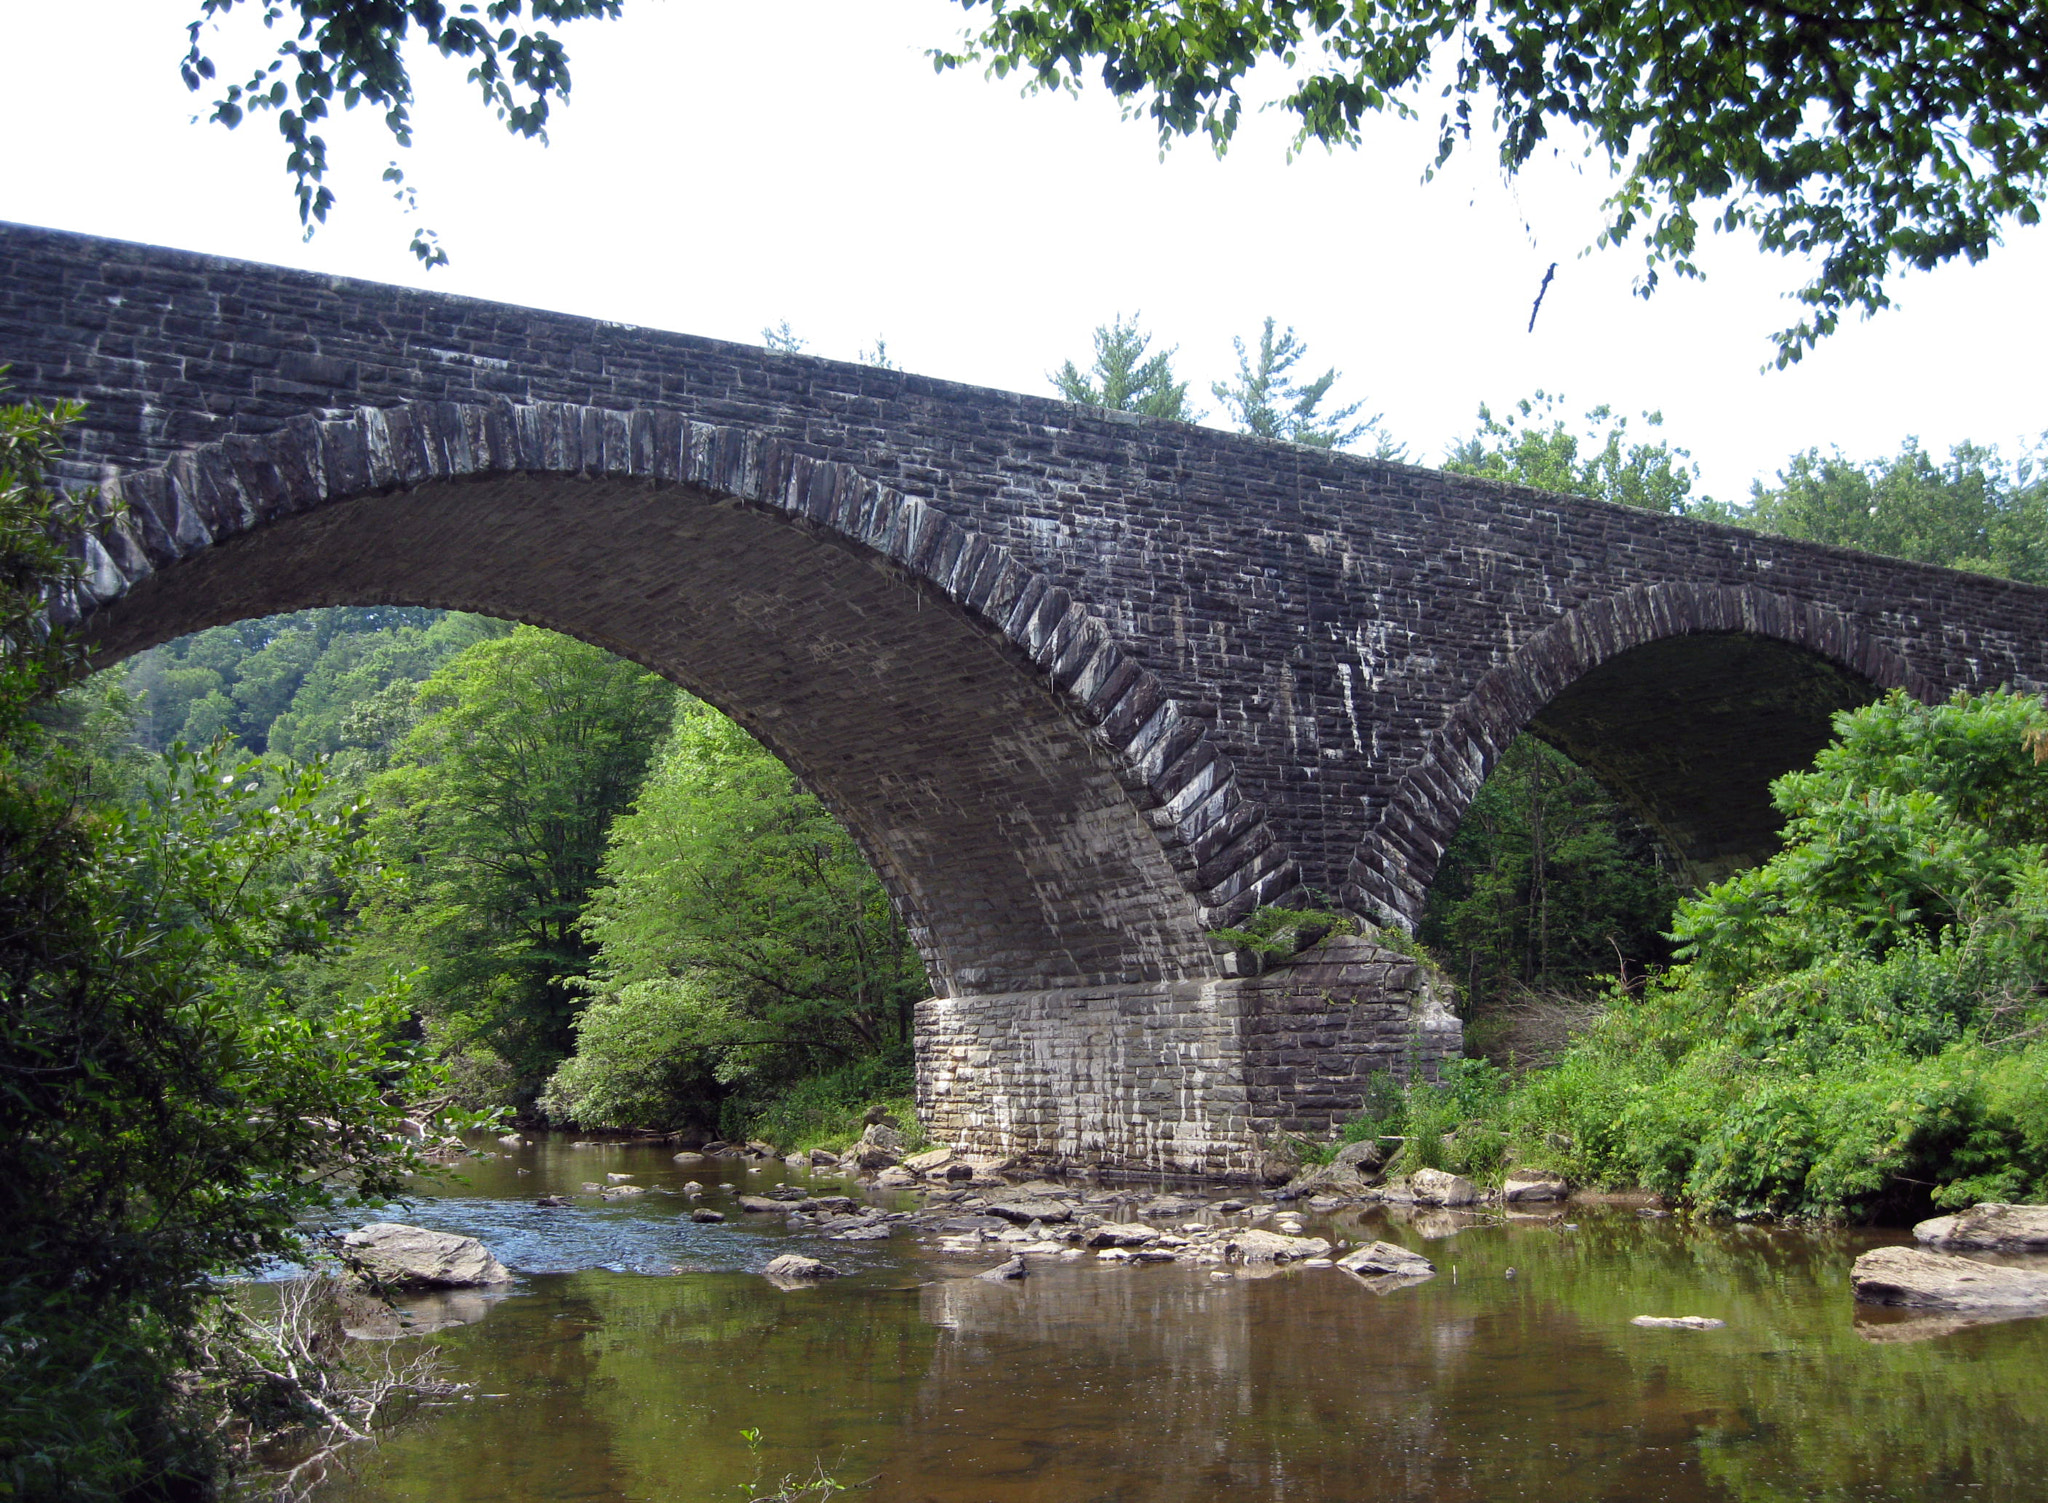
[2,0,2042,502]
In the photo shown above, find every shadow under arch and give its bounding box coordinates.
[1348,581,1929,928]
[64,400,1298,997]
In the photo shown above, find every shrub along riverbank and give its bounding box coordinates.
[1320,690,2048,1225]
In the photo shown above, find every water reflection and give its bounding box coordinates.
[323,1137,2048,1503]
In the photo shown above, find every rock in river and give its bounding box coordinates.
[763,1254,840,1282]
[1851,1245,2048,1312]
[1408,1168,1478,1207]
[989,1200,1073,1225]
[1913,1203,2048,1252]
[1337,1241,1436,1278]
[1502,1169,1570,1203]
[340,1223,514,1290]
[1630,1315,1726,1330]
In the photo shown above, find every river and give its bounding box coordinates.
[313,1134,2048,1502]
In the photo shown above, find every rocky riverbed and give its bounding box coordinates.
[303,1130,2048,1503]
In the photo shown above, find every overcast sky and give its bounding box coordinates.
[3,0,2042,502]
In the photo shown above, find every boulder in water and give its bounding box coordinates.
[1852,1245,2048,1311]
[1913,1203,2048,1252]
[339,1223,514,1290]
[763,1254,840,1283]
[1337,1241,1435,1278]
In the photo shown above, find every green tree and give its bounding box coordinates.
[182,0,625,265]
[1443,391,1724,516]
[940,0,2048,364]
[1419,736,1678,1052]
[1211,317,1394,454]
[0,384,450,1496]
[360,625,673,1100]
[1051,314,1195,420]
[544,699,927,1131]
[1746,439,2048,582]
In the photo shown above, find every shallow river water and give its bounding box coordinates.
[318,1135,2048,1503]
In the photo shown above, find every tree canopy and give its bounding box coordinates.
[182,0,623,264]
[939,0,2048,364]
[1051,314,1196,419]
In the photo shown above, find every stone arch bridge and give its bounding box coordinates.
[7,223,2047,1176]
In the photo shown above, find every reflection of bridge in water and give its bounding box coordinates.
[10,220,2048,1174]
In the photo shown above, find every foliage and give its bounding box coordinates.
[940,0,2048,364]
[182,0,626,264]
[1209,317,1393,454]
[725,1054,925,1157]
[192,1276,465,1501]
[1493,690,2048,1220]
[1419,736,1677,1053]
[1208,901,1354,962]
[545,699,927,1132]
[0,387,457,1498]
[358,624,673,1101]
[1443,391,1723,516]
[123,605,500,763]
[1050,314,1195,420]
[1745,439,2048,583]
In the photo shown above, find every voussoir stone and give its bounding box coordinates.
[1913,1203,2048,1252]
[340,1222,514,1290]
[1851,1245,2048,1312]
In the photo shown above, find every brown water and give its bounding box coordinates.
[318,1135,2048,1503]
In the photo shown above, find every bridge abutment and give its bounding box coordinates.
[915,937,1463,1178]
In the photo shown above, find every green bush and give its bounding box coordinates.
[1481,690,2048,1221]
[721,1052,925,1154]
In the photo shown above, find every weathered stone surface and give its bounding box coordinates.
[1337,1241,1435,1278]
[988,1201,1073,1225]
[977,1257,1027,1282]
[689,1208,725,1223]
[340,1223,514,1290]
[1851,1246,2048,1311]
[1408,1169,1478,1207]
[874,1166,919,1189]
[1914,1203,2048,1252]
[854,1143,901,1171]
[1502,1170,1570,1203]
[14,224,2048,1178]
[763,1254,839,1282]
[1630,1316,1727,1330]
[1087,1224,1162,1249]
[861,1123,905,1153]
[1222,1228,1332,1264]
[903,1147,956,1174]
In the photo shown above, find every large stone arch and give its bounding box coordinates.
[63,399,1297,997]
[1347,581,1927,927]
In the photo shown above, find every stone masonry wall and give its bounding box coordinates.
[916,938,1464,1177]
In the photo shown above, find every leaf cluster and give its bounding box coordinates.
[182,0,624,263]
[943,0,2048,363]
[1050,313,1195,420]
